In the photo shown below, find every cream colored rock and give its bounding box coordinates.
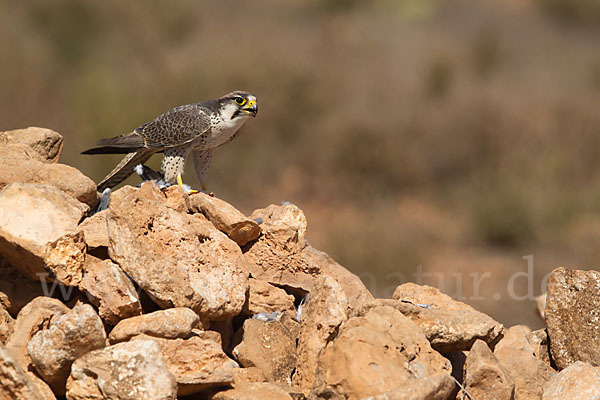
[232,312,298,384]
[163,184,191,213]
[545,267,600,370]
[0,127,63,163]
[80,258,141,325]
[542,361,600,400]
[461,340,514,400]
[28,303,106,394]
[243,278,296,316]
[0,345,45,400]
[66,339,177,400]
[107,182,248,319]
[0,183,87,285]
[310,305,452,399]
[190,192,261,246]
[109,307,199,343]
[528,329,553,367]
[391,283,503,352]
[536,293,547,320]
[0,308,14,345]
[232,367,267,386]
[0,136,98,207]
[78,210,109,249]
[293,275,348,392]
[212,382,294,400]
[244,203,372,312]
[362,373,455,400]
[133,331,239,396]
[494,326,555,400]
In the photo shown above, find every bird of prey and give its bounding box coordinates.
[82,91,258,192]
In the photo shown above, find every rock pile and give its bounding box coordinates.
[0,127,597,399]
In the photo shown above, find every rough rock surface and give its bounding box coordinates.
[134,331,239,396]
[189,192,261,246]
[461,339,515,400]
[0,346,45,400]
[494,325,555,400]
[66,339,177,400]
[232,312,298,384]
[80,258,141,325]
[109,307,199,343]
[244,203,372,311]
[311,305,452,399]
[392,283,504,352]
[243,278,296,316]
[545,267,600,370]
[0,183,87,285]
[212,382,294,400]
[27,303,106,394]
[293,275,349,392]
[78,210,109,249]
[0,128,97,207]
[542,361,600,400]
[107,182,248,319]
[0,307,14,344]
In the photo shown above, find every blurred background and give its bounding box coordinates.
[2,0,600,328]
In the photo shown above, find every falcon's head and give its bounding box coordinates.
[219,91,258,120]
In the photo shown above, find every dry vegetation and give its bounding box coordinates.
[1,0,600,327]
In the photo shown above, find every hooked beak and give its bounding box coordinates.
[242,100,258,117]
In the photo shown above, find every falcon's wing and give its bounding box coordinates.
[135,104,212,148]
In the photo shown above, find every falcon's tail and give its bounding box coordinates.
[96,149,156,192]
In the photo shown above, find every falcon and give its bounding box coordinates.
[82,91,258,192]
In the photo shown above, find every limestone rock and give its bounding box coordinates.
[528,329,553,367]
[0,269,50,315]
[0,127,63,163]
[109,307,199,343]
[134,331,239,396]
[461,340,515,400]
[243,203,372,312]
[494,326,555,400]
[0,307,14,345]
[27,303,106,394]
[361,373,455,400]
[0,139,97,208]
[0,183,87,285]
[293,275,348,392]
[232,367,267,386]
[310,305,452,399]
[542,361,600,400]
[107,182,248,319]
[232,312,298,384]
[0,345,45,400]
[212,382,295,400]
[392,283,503,352]
[243,278,296,316]
[545,267,600,370]
[80,258,141,325]
[78,210,109,249]
[536,293,547,320]
[66,339,177,400]
[163,184,191,213]
[190,192,261,246]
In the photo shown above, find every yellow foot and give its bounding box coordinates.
[176,174,199,195]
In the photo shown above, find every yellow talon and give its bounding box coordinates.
[177,174,183,187]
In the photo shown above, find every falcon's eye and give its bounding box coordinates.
[234,97,246,105]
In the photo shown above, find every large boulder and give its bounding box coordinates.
[106,182,249,320]
[542,361,600,400]
[310,304,453,399]
[545,267,600,370]
[0,183,87,285]
[0,127,63,163]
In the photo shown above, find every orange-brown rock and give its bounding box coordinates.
[0,183,87,286]
[310,304,452,399]
[133,331,239,396]
[545,267,600,370]
[461,340,515,400]
[542,361,600,400]
[78,210,109,249]
[242,278,296,317]
[66,339,177,400]
[107,182,249,319]
[0,307,14,345]
[0,345,46,400]
[231,312,298,384]
[163,184,191,213]
[0,268,50,316]
[0,127,63,163]
[244,203,372,313]
[494,325,555,400]
[27,303,106,395]
[109,307,199,344]
[80,258,141,325]
[189,192,261,246]
[211,382,295,400]
[392,283,503,352]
